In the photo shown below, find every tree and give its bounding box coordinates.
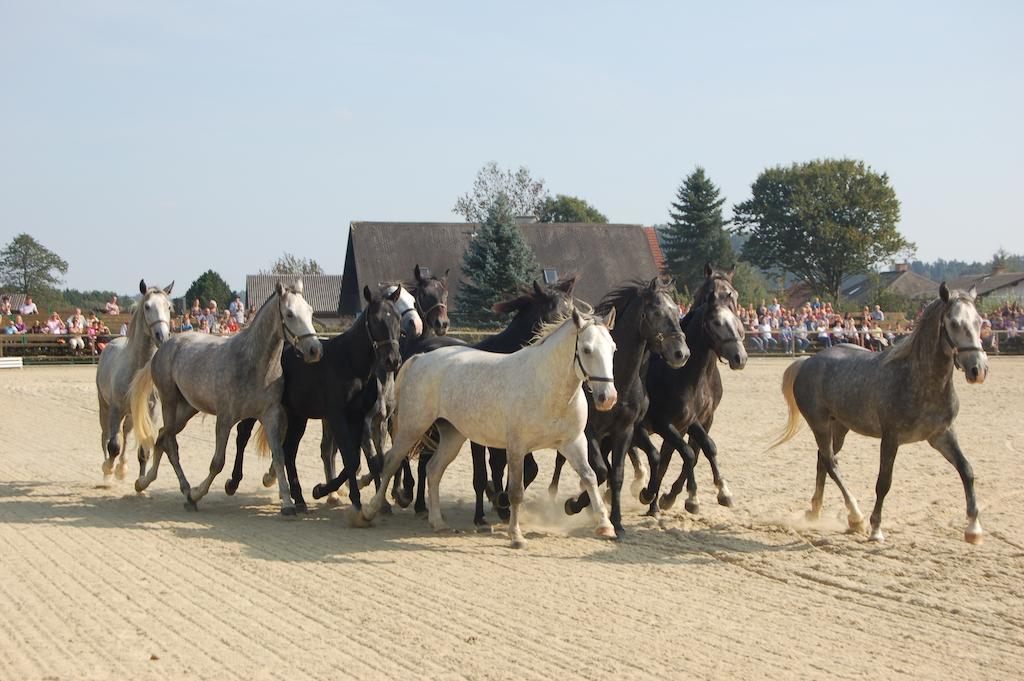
[733,158,912,304]
[184,270,233,309]
[453,162,550,223]
[537,194,608,223]
[0,233,69,294]
[456,193,539,326]
[729,261,772,307]
[262,252,324,275]
[660,168,734,294]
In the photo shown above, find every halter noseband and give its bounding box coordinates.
[574,323,614,392]
[279,298,319,354]
[422,300,447,322]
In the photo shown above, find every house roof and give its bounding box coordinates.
[341,221,663,314]
[0,292,27,311]
[948,271,1024,297]
[244,274,344,315]
[786,269,938,308]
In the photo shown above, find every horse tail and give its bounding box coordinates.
[253,422,274,459]
[129,362,157,451]
[768,357,808,451]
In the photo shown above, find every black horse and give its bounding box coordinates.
[561,277,690,536]
[224,285,402,512]
[635,288,747,517]
[394,275,579,527]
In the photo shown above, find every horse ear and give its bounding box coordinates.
[725,269,735,282]
[704,262,713,278]
[533,280,545,297]
[164,281,174,295]
[363,285,373,303]
[442,268,450,282]
[292,278,303,294]
[139,279,148,295]
[387,285,402,302]
[572,308,584,329]
[968,284,978,301]
[275,281,285,296]
[939,282,950,303]
[648,277,659,292]
[604,306,617,330]
[556,272,579,294]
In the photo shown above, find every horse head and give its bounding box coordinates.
[940,282,988,384]
[606,277,689,369]
[413,264,450,336]
[138,278,175,345]
[699,297,748,371]
[492,273,579,326]
[573,308,618,411]
[695,262,739,312]
[383,284,422,339]
[276,279,322,363]
[363,285,403,373]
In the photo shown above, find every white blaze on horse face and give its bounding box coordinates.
[578,323,617,410]
[143,291,173,344]
[947,298,988,384]
[708,305,748,370]
[385,285,422,338]
[281,290,322,363]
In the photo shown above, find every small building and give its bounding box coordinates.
[244,274,345,321]
[948,266,1024,304]
[340,221,666,315]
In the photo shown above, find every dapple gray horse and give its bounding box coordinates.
[130,279,322,515]
[95,279,174,481]
[771,283,988,544]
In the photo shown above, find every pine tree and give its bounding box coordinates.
[456,193,539,326]
[184,270,233,310]
[661,167,735,294]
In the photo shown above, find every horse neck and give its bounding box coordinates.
[907,319,956,389]
[483,310,538,352]
[532,320,584,409]
[686,311,719,378]
[610,299,648,385]
[127,300,156,359]
[344,314,375,378]
[238,297,285,367]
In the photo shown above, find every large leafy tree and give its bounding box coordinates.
[733,158,912,304]
[184,270,233,309]
[661,168,734,294]
[537,194,608,223]
[454,162,550,223]
[0,233,69,294]
[456,193,539,326]
[262,252,324,275]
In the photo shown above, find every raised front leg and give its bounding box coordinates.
[186,414,234,508]
[655,423,699,514]
[560,435,615,541]
[225,418,256,495]
[927,428,982,544]
[811,427,865,534]
[547,453,567,500]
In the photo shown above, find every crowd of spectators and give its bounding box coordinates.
[172,295,256,335]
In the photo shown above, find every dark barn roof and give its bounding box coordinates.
[948,271,1024,297]
[785,269,938,309]
[245,274,344,316]
[342,221,663,314]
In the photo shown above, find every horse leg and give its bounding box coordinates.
[101,402,120,477]
[807,458,827,521]
[225,417,255,495]
[319,423,343,504]
[471,442,489,529]
[116,417,132,479]
[98,396,112,476]
[523,453,539,489]
[547,453,567,500]
[186,415,234,508]
[606,429,634,536]
[928,428,982,544]
[561,435,615,540]
[488,447,507,507]
[505,449,528,548]
[359,429,426,523]
[564,434,603,515]
[811,425,864,532]
[394,459,414,509]
[282,416,309,512]
[627,446,649,501]
[688,424,731,507]
[425,423,467,532]
[633,427,659,506]
[137,397,195,493]
[655,424,699,513]
[258,407,297,516]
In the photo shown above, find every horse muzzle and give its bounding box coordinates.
[724,341,748,370]
[663,338,690,369]
[593,386,618,411]
[434,317,450,336]
[301,338,324,363]
[962,352,988,384]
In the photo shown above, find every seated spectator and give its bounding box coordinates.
[230,295,246,326]
[779,321,794,355]
[105,295,120,316]
[816,320,832,348]
[759,318,777,352]
[831,318,847,344]
[179,314,194,332]
[119,319,129,336]
[747,318,764,352]
[980,320,999,353]
[0,295,12,315]
[868,322,889,351]
[190,298,203,319]
[19,295,38,316]
[793,321,810,353]
[29,319,43,334]
[3,314,23,334]
[1007,319,1019,341]
[198,318,210,334]
[45,312,66,335]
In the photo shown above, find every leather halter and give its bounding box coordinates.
[279,298,319,352]
[574,324,614,392]
[940,308,984,370]
[422,300,448,323]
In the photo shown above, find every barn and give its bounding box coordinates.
[340,220,666,315]
[244,274,345,321]
[949,266,1024,304]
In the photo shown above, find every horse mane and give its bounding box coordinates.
[693,272,736,306]
[884,293,967,364]
[528,313,587,346]
[595,278,671,317]
[492,288,540,316]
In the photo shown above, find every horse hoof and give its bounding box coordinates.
[630,480,644,500]
[347,508,372,528]
[804,509,821,522]
[101,460,114,476]
[496,506,510,522]
[848,515,866,533]
[415,510,428,519]
[684,498,700,515]
[324,492,341,506]
[280,506,298,518]
[484,481,496,503]
[183,499,198,512]
[510,537,528,549]
[134,479,146,494]
[114,465,127,481]
[496,491,510,510]
[475,521,492,533]
[380,501,393,516]
[358,473,372,490]
[224,479,239,496]
[595,524,616,540]
[658,494,675,511]
[393,490,412,508]
[311,484,326,500]
[638,487,656,506]
[965,529,984,545]
[294,500,309,514]
[717,493,734,508]
[868,527,885,543]
[642,506,660,519]
[564,498,580,516]
[261,472,276,488]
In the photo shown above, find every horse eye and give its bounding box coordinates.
[583,348,592,354]
[287,312,295,318]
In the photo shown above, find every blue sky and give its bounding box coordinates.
[1,1,1021,292]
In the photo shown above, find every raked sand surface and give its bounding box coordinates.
[0,360,1022,681]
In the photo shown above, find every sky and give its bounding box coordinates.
[1,1,1022,293]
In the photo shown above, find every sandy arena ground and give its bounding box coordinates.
[0,359,1022,680]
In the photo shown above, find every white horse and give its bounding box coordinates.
[130,279,322,515]
[361,308,619,548]
[95,279,174,481]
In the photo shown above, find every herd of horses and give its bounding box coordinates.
[94,264,991,549]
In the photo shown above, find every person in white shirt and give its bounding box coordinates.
[105,295,120,316]
[229,295,245,326]
[19,295,38,316]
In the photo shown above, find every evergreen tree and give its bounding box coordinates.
[661,168,735,294]
[184,270,233,310]
[456,193,539,326]
[0,233,69,294]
